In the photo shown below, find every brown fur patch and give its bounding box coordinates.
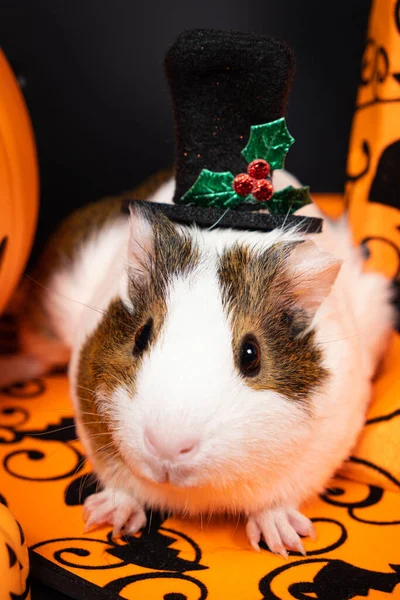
[77,298,155,466]
[218,243,328,403]
[129,205,200,302]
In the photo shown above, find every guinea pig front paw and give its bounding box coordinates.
[246,507,315,558]
[83,488,146,537]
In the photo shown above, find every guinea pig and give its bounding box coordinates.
[0,172,394,558]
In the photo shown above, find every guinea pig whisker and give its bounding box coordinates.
[38,410,102,424]
[147,508,153,533]
[24,274,108,316]
[206,509,214,527]
[94,440,117,453]
[29,423,77,436]
[24,274,138,335]
[110,472,123,512]
[100,448,121,460]
[84,429,115,437]
[40,407,78,414]
[207,208,230,231]
[75,384,97,395]
[233,512,241,533]
[74,412,103,419]
[181,499,189,520]
[79,470,97,503]
[281,202,293,232]
[316,330,365,345]
[81,418,106,426]
[78,419,110,429]
[68,455,90,483]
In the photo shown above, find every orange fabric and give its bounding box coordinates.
[0,50,38,315]
[1,365,400,600]
[312,193,346,220]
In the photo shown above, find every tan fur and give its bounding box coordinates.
[218,243,328,402]
[77,299,143,466]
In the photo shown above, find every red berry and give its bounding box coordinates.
[233,173,254,196]
[252,178,274,202]
[247,159,271,180]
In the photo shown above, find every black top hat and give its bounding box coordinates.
[123,29,322,234]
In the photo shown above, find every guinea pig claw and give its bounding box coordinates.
[273,545,289,560]
[84,516,102,533]
[247,507,313,558]
[121,511,148,536]
[111,507,147,538]
[287,508,316,541]
[289,537,306,557]
[245,520,261,552]
[83,488,146,537]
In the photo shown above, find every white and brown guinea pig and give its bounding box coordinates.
[1,169,394,558]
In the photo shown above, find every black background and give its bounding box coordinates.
[0,0,370,257]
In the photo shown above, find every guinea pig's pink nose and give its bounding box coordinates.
[144,430,198,462]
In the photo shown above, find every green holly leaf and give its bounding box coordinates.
[268,186,311,215]
[180,169,252,208]
[241,118,294,170]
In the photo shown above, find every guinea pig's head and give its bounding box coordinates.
[78,203,341,511]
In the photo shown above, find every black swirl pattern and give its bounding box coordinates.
[0,379,46,398]
[361,236,400,280]
[31,514,208,599]
[104,572,208,600]
[366,408,400,425]
[0,401,84,482]
[345,139,371,183]
[356,38,400,111]
[369,141,400,210]
[349,18,400,330]
[349,455,400,490]
[4,445,84,482]
[0,236,7,272]
[395,0,400,34]
[259,559,400,600]
[321,480,400,525]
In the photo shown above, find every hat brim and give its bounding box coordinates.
[121,200,322,234]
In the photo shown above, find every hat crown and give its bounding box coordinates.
[164,29,296,203]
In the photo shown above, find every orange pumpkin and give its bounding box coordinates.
[0,502,30,600]
[0,49,39,316]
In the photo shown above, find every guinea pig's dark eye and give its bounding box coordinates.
[133,318,153,356]
[239,335,261,377]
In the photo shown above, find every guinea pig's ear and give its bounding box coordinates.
[128,202,157,285]
[285,240,342,314]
